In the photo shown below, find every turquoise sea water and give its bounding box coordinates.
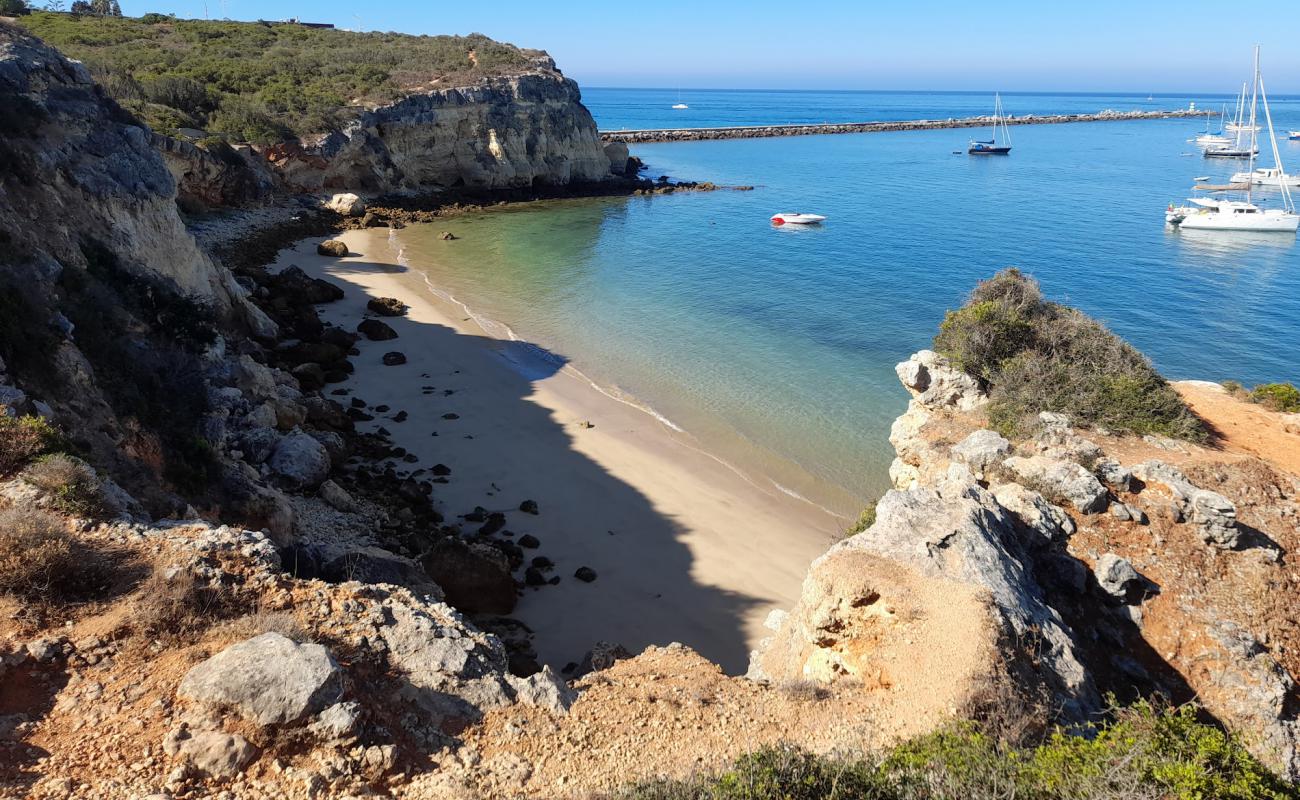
[391,90,1300,517]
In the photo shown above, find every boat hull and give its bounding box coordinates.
[968,146,1011,155]
[1177,211,1299,232]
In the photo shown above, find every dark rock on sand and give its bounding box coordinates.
[272,265,345,303]
[524,567,547,586]
[420,539,516,615]
[323,548,442,598]
[519,499,539,515]
[432,463,452,476]
[442,413,460,420]
[463,507,488,523]
[382,352,407,366]
[574,566,598,583]
[393,411,408,422]
[518,534,541,549]
[479,512,507,536]
[531,556,553,569]
[357,319,397,341]
[291,363,326,390]
[367,297,408,317]
[317,239,349,257]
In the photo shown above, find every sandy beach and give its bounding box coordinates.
[275,227,843,672]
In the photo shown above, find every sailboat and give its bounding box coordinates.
[671,88,688,110]
[1225,82,1260,133]
[1193,104,1232,147]
[1170,47,1297,233]
[968,93,1011,155]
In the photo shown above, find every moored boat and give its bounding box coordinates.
[770,213,827,225]
[1230,167,1300,187]
[968,93,1012,155]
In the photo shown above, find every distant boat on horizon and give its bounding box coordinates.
[968,92,1012,155]
[672,88,688,110]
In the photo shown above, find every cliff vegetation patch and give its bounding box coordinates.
[17,11,540,141]
[934,269,1205,442]
[619,702,1294,800]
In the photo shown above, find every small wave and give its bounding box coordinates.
[770,480,849,521]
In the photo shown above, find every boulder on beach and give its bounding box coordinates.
[420,538,516,614]
[382,351,407,366]
[367,297,408,317]
[317,239,349,257]
[357,319,397,341]
[325,192,366,216]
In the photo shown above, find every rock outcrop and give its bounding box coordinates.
[755,350,1300,780]
[178,632,344,726]
[261,71,615,193]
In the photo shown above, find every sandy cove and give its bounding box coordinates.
[275,227,844,672]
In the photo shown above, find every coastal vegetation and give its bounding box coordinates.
[618,702,1295,800]
[1222,380,1300,413]
[934,269,1205,441]
[15,11,538,140]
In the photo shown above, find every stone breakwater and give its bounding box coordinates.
[601,109,1215,143]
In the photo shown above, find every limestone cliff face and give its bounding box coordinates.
[0,23,268,323]
[261,72,616,193]
[0,23,274,512]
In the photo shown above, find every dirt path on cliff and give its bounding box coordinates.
[1174,380,1300,476]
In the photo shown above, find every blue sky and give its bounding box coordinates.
[117,0,1300,92]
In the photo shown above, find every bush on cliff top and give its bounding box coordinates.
[17,11,539,140]
[617,702,1294,800]
[934,269,1205,441]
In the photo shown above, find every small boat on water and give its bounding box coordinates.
[770,213,826,225]
[1230,167,1300,187]
[672,103,688,110]
[969,93,1012,155]
[1291,131,1300,140]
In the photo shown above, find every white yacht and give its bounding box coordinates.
[1169,47,1298,234]
[1229,167,1300,187]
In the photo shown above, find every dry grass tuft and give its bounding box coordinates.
[21,453,105,516]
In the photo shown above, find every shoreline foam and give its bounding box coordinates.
[279,227,843,673]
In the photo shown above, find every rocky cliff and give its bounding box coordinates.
[259,73,616,194]
[752,349,1300,781]
[154,69,625,207]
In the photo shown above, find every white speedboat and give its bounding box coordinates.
[771,213,826,225]
[1230,167,1300,187]
[672,103,688,110]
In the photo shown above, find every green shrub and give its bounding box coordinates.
[845,502,877,537]
[1249,382,1300,413]
[0,414,60,476]
[17,12,538,141]
[22,453,105,516]
[0,0,31,16]
[935,269,1205,441]
[614,702,1295,800]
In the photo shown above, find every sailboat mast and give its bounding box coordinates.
[1258,73,1295,213]
[1246,46,1259,205]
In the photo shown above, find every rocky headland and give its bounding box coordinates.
[0,18,1298,800]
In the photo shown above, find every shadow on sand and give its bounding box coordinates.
[313,256,770,673]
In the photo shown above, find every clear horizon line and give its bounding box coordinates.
[580,86,1300,98]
